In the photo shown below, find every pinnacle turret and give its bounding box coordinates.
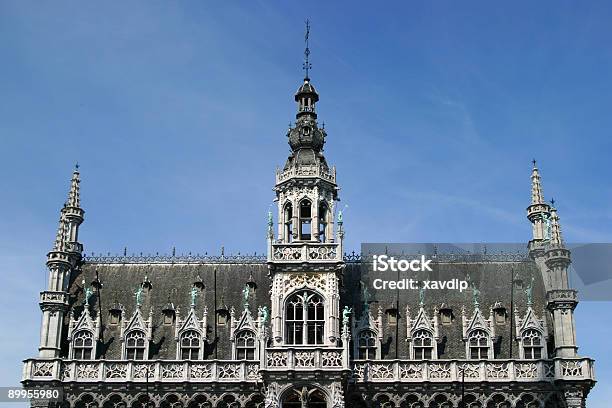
[527,160,551,246]
[48,165,85,259]
[51,211,68,252]
[549,201,564,247]
[66,164,81,209]
[530,160,545,205]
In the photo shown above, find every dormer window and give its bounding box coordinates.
[385,309,398,326]
[439,306,453,325]
[217,310,229,326]
[299,200,312,240]
[72,330,94,360]
[108,306,122,326]
[494,308,507,325]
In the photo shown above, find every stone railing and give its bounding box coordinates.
[270,243,341,263]
[275,165,336,184]
[263,348,345,371]
[352,358,595,383]
[23,360,260,383]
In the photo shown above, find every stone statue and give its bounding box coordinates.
[524,276,535,306]
[190,286,198,307]
[264,383,279,408]
[419,285,425,306]
[472,284,480,307]
[84,286,93,306]
[134,287,143,307]
[362,284,371,313]
[242,285,250,307]
[258,306,269,324]
[342,306,352,325]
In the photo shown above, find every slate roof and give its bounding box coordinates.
[63,257,547,361]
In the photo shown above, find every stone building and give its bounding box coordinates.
[23,57,595,407]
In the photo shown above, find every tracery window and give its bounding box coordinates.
[522,329,543,359]
[180,330,201,360]
[285,291,324,345]
[412,329,434,359]
[357,330,377,359]
[125,330,146,360]
[73,330,94,359]
[468,330,489,359]
[236,330,256,360]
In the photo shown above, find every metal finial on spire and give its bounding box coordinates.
[75,162,80,171]
[303,19,312,79]
[532,159,537,167]
[550,198,555,207]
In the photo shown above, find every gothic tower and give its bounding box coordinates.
[263,24,348,407]
[527,162,578,358]
[39,165,84,357]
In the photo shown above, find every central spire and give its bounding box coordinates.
[303,19,311,80]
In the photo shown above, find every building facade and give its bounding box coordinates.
[23,70,595,407]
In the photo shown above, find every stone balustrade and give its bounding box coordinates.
[23,360,261,383]
[24,357,593,384]
[352,357,595,383]
[275,165,336,184]
[263,348,345,371]
[270,243,341,263]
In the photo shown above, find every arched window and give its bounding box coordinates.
[412,330,434,359]
[285,291,324,345]
[284,203,293,243]
[318,202,328,242]
[236,330,256,360]
[102,394,126,408]
[180,330,201,360]
[73,330,94,359]
[486,394,511,408]
[357,330,377,359]
[468,330,489,359]
[125,330,146,360]
[75,394,98,408]
[522,329,543,359]
[299,199,312,240]
[283,389,326,408]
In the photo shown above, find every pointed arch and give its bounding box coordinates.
[298,198,313,240]
[284,289,325,345]
[406,306,439,360]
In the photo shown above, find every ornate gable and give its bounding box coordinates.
[230,307,257,340]
[406,306,439,340]
[121,307,153,341]
[175,306,207,340]
[515,306,548,338]
[68,306,100,341]
[462,306,495,339]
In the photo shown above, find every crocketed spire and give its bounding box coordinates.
[66,164,81,209]
[51,210,68,252]
[549,202,564,247]
[531,160,545,205]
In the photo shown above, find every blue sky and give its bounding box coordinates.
[1,1,611,405]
